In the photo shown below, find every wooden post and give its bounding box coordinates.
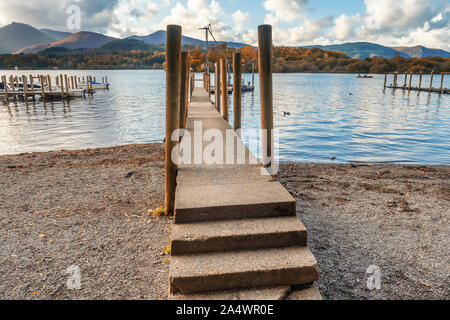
[29,75,34,99]
[403,73,407,88]
[233,52,242,130]
[408,72,412,92]
[74,76,78,89]
[429,71,434,93]
[165,24,181,215]
[393,73,398,88]
[40,75,46,101]
[60,74,65,99]
[22,76,28,101]
[105,76,108,84]
[440,73,444,94]
[215,62,221,112]
[220,58,228,122]
[47,75,52,93]
[383,74,387,88]
[65,74,69,93]
[71,76,75,90]
[2,76,9,100]
[179,51,189,129]
[56,76,60,86]
[9,76,16,100]
[258,24,274,166]
[418,72,422,91]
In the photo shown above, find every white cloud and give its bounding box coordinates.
[263,0,307,23]
[264,13,279,26]
[156,0,231,41]
[272,17,333,45]
[232,10,250,33]
[328,14,358,41]
[363,0,434,31]
[109,0,160,37]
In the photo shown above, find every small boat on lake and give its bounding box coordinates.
[357,74,373,79]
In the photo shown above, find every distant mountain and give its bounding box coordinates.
[100,39,153,51]
[392,45,450,58]
[15,31,117,54]
[303,42,410,59]
[40,29,73,41]
[0,22,56,54]
[128,30,248,48]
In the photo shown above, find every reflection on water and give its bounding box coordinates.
[0,70,449,164]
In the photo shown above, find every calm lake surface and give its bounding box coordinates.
[0,70,449,164]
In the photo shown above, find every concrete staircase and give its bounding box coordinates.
[168,88,321,300]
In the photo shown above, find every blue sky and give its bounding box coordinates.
[0,0,449,50]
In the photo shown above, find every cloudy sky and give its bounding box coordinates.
[0,0,449,50]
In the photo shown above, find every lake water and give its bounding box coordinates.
[0,70,449,164]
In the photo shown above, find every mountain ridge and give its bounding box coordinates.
[14,31,118,54]
[2,22,449,59]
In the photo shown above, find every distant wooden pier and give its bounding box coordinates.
[0,74,109,102]
[384,72,449,94]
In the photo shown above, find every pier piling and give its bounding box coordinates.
[220,58,228,122]
[165,24,182,215]
[180,51,189,129]
[233,52,242,130]
[258,24,274,167]
[215,62,221,112]
[429,71,434,94]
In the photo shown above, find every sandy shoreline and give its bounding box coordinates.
[0,144,448,300]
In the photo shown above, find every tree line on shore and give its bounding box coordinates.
[0,43,448,74]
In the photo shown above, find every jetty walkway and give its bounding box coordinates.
[165,25,320,300]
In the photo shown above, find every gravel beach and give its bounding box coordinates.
[0,144,448,300]
[277,162,449,300]
[0,144,170,300]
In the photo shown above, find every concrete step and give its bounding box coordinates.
[169,246,319,294]
[171,216,307,255]
[170,286,290,300]
[286,285,323,300]
[177,165,273,187]
[175,181,296,223]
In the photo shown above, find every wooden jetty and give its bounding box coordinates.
[384,72,449,94]
[166,24,321,300]
[0,74,109,102]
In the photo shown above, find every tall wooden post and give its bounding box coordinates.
[429,71,434,93]
[215,62,221,112]
[60,74,65,99]
[418,72,422,91]
[393,73,398,88]
[47,75,52,93]
[258,24,274,166]
[403,73,407,88]
[383,74,387,88]
[40,75,46,101]
[22,76,28,101]
[74,76,78,89]
[408,72,412,92]
[165,24,181,215]
[2,76,9,100]
[220,58,228,121]
[56,76,60,86]
[233,52,242,130]
[9,76,16,100]
[180,51,189,129]
[440,73,444,94]
[71,76,75,90]
[65,74,69,93]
